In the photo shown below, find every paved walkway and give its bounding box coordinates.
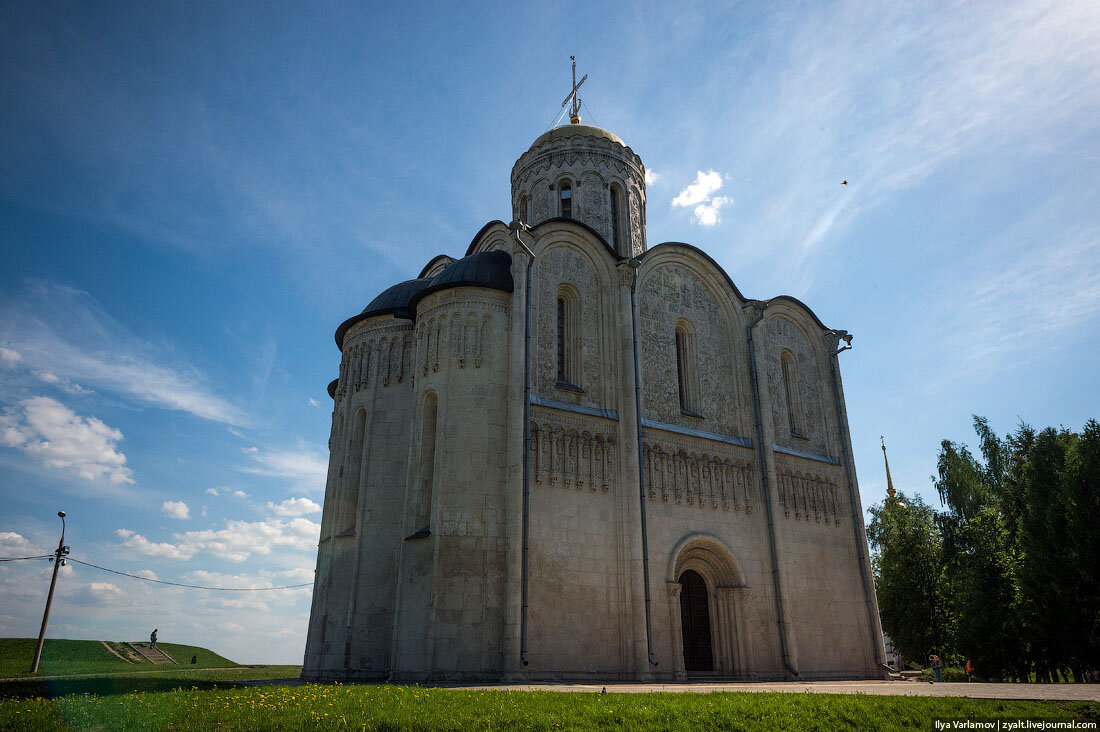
[456,680,1100,702]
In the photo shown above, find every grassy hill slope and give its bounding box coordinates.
[0,638,239,678]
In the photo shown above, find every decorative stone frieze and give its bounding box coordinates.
[528,409,617,493]
[642,439,755,513]
[775,466,842,525]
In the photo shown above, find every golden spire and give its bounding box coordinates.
[562,56,587,125]
[881,436,896,501]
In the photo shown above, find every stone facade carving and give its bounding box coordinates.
[534,246,606,406]
[529,413,617,492]
[643,440,754,513]
[764,315,828,454]
[638,264,750,439]
[775,466,843,525]
[306,122,882,685]
[511,125,647,256]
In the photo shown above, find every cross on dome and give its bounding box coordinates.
[561,55,587,125]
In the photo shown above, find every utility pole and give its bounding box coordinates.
[30,511,69,673]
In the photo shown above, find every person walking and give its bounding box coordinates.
[929,653,943,682]
[965,658,974,682]
[150,629,158,649]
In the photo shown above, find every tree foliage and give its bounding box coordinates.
[868,417,1100,681]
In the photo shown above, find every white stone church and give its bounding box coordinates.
[302,108,888,682]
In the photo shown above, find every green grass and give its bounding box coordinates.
[0,683,1096,731]
[0,638,239,679]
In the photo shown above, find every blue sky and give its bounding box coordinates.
[1,1,1097,664]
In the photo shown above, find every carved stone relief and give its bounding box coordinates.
[764,316,827,453]
[775,466,842,526]
[638,264,749,438]
[529,410,617,493]
[643,440,755,514]
[534,246,605,407]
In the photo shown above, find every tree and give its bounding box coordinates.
[867,493,950,664]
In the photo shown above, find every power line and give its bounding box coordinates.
[0,555,52,562]
[66,557,313,592]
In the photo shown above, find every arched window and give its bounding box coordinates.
[781,349,805,438]
[559,180,573,218]
[415,392,438,529]
[556,285,582,390]
[610,185,623,254]
[675,319,702,417]
[518,193,528,224]
[342,407,367,533]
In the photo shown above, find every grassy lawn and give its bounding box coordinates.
[0,683,1096,731]
[0,638,239,679]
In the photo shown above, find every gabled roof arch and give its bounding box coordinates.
[464,217,618,259]
[765,295,829,331]
[418,254,455,279]
[641,242,749,302]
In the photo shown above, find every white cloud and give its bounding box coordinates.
[644,168,660,186]
[0,396,133,484]
[114,528,134,539]
[161,500,191,520]
[240,444,328,493]
[693,196,731,227]
[84,582,125,604]
[232,490,248,498]
[671,170,724,208]
[0,281,247,425]
[118,517,321,563]
[308,398,320,408]
[205,487,219,496]
[266,497,321,517]
[0,347,22,366]
[0,531,44,556]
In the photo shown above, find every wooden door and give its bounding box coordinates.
[679,570,714,673]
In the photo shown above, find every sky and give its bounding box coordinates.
[1,1,1098,665]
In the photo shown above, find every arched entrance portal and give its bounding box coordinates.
[678,569,713,672]
[667,534,752,679]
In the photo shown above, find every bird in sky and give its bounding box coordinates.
[842,179,848,186]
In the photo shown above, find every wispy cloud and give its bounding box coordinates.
[644,169,660,186]
[710,1,1100,291]
[0,281,247,425]
[0,396,133,484]
[240,443,328,494]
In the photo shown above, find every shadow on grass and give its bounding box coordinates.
[0,670,297,700]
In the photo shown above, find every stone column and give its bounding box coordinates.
[666,582,686,681]
[502,240,529,678]
[616,262,650,678]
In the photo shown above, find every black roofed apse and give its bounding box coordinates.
[408,249,513,318]
[334,277,433,349]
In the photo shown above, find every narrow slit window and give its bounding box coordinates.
[518,193,528,224]
[675,320,701,416]
[676,329,688,410]
[782,350,804,437]
[610,186,622,254]
[559,181,572,218]
[556,298,566,382]
[555,286,583,390]
[416,392,438,528]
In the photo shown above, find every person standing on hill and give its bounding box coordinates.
[150,629,158,649]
